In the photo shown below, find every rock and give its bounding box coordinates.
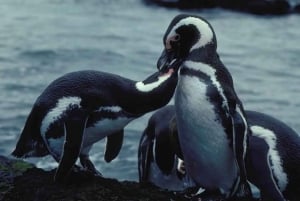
[220,0,291,15]
[143,0,218,9]
[0,155,175,201]
[144,0,292,15]
[243,0,291,15]
[0,155,258,201]
[2,168,177,201]
[0,155,215,201]
[294,4,300,13]
[0,155,34,200]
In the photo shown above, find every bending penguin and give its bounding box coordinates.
[157,14,252,199]
[139,105,300,201]
[12,68,178,183]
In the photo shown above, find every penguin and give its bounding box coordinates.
[246,111,300,201]
[138,105,197,192]
[139,105,300,201]
[156,14,252,199]
[12,68,178,183]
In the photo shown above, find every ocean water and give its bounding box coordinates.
[0,0,300,182]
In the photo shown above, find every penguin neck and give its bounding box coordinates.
[186,45,219,65]
[182,47,228,78]
[123,70,177,115]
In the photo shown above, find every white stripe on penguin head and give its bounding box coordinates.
[167,16,214,51]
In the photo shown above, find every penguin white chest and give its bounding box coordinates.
[83,117,133,147]
[175,75,237,191]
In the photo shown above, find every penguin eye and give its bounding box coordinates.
[174,34,180,41]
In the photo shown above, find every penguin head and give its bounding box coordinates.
[157,14,217,72]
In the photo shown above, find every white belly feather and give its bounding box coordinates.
[175,75,237,191]
[83,117,133,147]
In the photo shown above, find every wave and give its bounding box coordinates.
[18,49,58,59]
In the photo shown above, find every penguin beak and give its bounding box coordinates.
[157,49,181,73]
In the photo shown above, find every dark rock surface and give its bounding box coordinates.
[0,155,225,201]
[0,155,173,201]
[144,0,218,9]
[0,155,260,201]
[144,0,293,15]
[294,4,300,13]
[220,0,291,14]
[0,155,34,200]
[2,168,174,201]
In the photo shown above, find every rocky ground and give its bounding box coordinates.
[1,155,255,201]
[0,155,224,201]
[2,168,173,201]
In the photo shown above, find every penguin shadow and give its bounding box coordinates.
[138,105,300,201]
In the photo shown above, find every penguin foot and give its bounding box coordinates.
[173,188,225,201]
[195,189,225,201]
[228,181,253,201]
[79,155,103,177]
[72,164,83,172]
[88,168,103,177]
[233,181,253,200]
[72,164,102,176]
[64,166,104,184]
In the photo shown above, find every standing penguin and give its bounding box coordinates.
[139,105,300,201]
[157,14,252,199]
[12,68,178,183]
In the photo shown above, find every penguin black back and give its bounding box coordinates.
[246,111,300,201]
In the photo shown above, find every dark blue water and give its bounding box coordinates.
[1,0,300,181]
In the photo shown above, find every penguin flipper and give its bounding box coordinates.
[169,116,184,160]
[155,127,176,175]
[138,127,154,183]
[104,130,124,163]
[54,110,88,183]
[230,106,252,198]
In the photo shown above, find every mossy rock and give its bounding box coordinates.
[0,155,34,200]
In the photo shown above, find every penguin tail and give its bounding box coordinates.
[11,107,48,158]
